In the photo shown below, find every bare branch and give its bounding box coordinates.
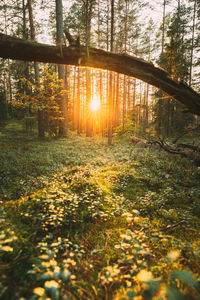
[63,28,75,45]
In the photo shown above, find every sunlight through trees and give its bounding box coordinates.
[0,1,200,299]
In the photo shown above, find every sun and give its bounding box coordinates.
[90,94,100,111]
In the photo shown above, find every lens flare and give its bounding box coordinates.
[90,94,100,111]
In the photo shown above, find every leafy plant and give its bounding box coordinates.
[18,67,66,137]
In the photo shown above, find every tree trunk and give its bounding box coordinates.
[162,0,166,54]
[2,0,11,114]
[86,68,92,137]
[115,73,120,127]
[2,70,8,121]
[84,0,94,137]
[56,0,67,136]
[122,75,126,134]
[127,77,130,113]
[1,34,200,115]
[108,0,114,145]
[122,0,128,134]
[98,71,103,136]
[133,79,136,107]
[139,81,142,125]
[189,0,197,86]
[27,0,44,137]
[145,83,149,127]
[77,67,80,134]
[73,67,76,131]
[38,110,45,139]
[27,0,40,83]
[157,99,162,136]
[65,66,69,130]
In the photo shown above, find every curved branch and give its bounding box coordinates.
[0,33,200,115]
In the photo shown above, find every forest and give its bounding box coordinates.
[0,0,200,299]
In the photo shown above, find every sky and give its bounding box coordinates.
[34,0,177,44]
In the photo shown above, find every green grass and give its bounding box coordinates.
[0,121,200,300]
[0,120,115,201]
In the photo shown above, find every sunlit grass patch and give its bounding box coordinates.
[93,166,121,194]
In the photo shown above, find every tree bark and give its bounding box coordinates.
[1,33,200,115]
[27,0,44,137]
[86,68,92,137]
[108,0,114,145]
[77,67,80,134]
[27,0,40,82]
[122,75,126,133]
[56,0,67,137]
[189,0,197,86]
[83,0,94,137]
[162,0,166,54]
[115,73,120,126]
[72,67,76,130]
[122,0,129,134]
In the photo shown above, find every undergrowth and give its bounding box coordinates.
[0,121,200,299]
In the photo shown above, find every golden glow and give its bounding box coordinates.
[90,94,100,111]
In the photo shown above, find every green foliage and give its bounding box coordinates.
[0,121,200,299]
[114,112,137,137]
[153,3,195,137]
[63,2,85,44]
[17,67,65,137]
[11,100,27,120]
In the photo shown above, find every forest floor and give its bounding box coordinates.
[0,121,200,300]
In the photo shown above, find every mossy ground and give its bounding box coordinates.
[0,121,200,299]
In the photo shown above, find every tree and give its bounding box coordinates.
[139,18,155,129]
[27,0,39,82]
[122,0,129,134]
[192,0,200,89]
[64,2,85,134]
[189,0,197,86]
[154,3,194,136]
[18,67,65,137]
[0,0,23,119]
[56,0,67,136]
[0,91,8,124]
[27,0,44,137]
[81,0,96,137]
[108,0,114,145]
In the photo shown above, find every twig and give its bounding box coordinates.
[149,220,186,234]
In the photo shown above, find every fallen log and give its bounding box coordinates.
[130,136,200,165]
[1,33,200,115]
